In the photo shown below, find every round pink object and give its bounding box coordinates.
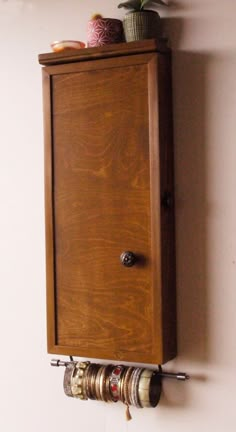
[87,18,123,47]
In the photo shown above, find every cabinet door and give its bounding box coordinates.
[43,52,176,364]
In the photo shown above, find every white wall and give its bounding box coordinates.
[1,0,236,431]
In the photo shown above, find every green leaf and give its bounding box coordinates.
[141,0,168,8]
[140,0,150,8]
[118,0,142,11]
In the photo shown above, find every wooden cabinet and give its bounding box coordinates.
[39,40,176,365]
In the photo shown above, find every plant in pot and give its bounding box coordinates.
[118,0,168,42]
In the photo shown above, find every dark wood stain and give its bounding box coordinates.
[40,41,176,364]
[38,38,170,66]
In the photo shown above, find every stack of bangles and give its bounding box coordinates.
[63,361,162,420]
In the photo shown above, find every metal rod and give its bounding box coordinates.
[51,359,71,367]
[159,372,190,381]
[50,359,190,380]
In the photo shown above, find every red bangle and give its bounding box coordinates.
[109,365,124,402]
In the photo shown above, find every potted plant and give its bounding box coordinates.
[118,0,168,42]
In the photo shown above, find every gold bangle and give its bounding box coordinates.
[123,367,134,406]
[119,367,128,404]
[95,365,104,400]
[98,365,107,402]
[128,368,138,407]
[128,368,137,406]
[71,361,90,400]
[101,365,113,403]
[80,361,90,400]
[90,364,100,400]
[85,364,93,399]
[105,365,114,402]
[63,362,76,397]
[70,362,80,397]
[82,362,91,400]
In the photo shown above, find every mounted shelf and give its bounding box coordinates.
[39,39,177,365]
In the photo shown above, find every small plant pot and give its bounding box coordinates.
[87,18,124,47]
[123,11,162,42]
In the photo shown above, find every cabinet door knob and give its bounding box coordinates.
[120,251,137,267]
[161,192,173,209]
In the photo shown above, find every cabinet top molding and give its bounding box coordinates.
[38,38,169,66]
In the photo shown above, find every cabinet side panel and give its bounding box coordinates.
[148,55,164,363]
[43,69,57,351]
[148,53,177,364]
[158,53,177,362]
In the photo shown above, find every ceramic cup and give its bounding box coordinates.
[87,18,123,47]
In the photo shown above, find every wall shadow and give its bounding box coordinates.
[163,17,210,365]
[172,49,210,365]
[156,17,212,409]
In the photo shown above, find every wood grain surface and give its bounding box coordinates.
[42,44,176,364]
[38,38,170,66]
